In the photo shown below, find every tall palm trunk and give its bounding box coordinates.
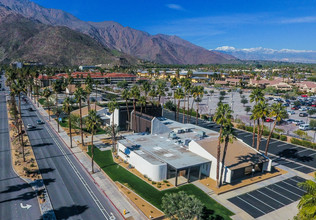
[56,92,59,132]
[187,95,190,123]
[79,100,84,146]
[111,113,116,151]
[68,114,72,148]
[265,122,277,156]
[177,99,180,122]
[125,99,130,131]
[196,102,199,125]
[182,106,185,123]
[95,89,98,111]
[173,91,176,120]
[133,99,136,132]
[189,99,195,123]
[91,133,94,173]
[252,120,256,148]
[47,98,51,121]
[87,94,90,111]
[216,126,222,188]
[256,119,261,151]
[18,94,25,162]
[219,136,229,187]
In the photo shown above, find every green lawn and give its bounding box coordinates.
[38,98,45,105]
[88,147,233,220]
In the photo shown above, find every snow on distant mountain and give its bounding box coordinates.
[212,46,316,63]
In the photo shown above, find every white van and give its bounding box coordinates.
[299,124,310,131]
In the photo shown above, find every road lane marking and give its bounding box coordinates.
[276,143,288,147]
[256,189,286,206]
[246,193,276,210]
[36,112,111,220]
[234,196,266,215]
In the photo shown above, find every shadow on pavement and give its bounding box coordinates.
[38,205,88,220]
[277,148,314,162]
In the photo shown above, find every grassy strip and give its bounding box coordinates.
[88,147,233,220]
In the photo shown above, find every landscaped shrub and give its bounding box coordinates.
[280,135,287,141]
[291,138,316,149]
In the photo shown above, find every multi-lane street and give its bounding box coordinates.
[0,78,41,220]
[18,97,123,219]
[163,109,316,174]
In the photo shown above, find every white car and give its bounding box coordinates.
[299,107,307,111]
[299,124,310,130]
[26,124,35,130]
[287,110,295,115]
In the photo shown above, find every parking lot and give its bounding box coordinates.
[228,176,307,218]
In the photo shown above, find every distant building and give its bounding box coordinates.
[79,66,97,71]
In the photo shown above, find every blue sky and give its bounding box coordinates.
[32,0,316,50]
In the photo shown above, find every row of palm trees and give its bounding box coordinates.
[249,88,288,156]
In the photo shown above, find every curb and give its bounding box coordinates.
[31,98,127,220]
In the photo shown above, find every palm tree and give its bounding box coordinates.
[174,88,185,122]
[250,109,259,148]
[141,81,151,112]
[42,87,52,121]
[265,103,288,156]
[74,87,86,146]
[296,173,316,219]
[254,101,270,151]
[63,97,73,148]
[52,80,62,129]
[85,82,93,112]
[138,96,147,115]
[94,80,100,111]
[182,78,191,124]
[108,100,119,150]
[85,110,102,173]
[130,85,140,131]
[156,80,166,107]
[122,89,131,130]
[214,103,233,188]
[192,85,204,125]
[219,123,235,186]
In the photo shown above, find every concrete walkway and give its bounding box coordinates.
[31,98,145,220]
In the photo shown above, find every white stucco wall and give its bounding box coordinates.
[189,140,231,183]
[117,142,167,182]
[111,108,119,126]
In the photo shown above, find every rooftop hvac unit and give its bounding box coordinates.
[169,132,177,139]
[184,139,191,146]
[173,128,184,134]
[197,130,206,138]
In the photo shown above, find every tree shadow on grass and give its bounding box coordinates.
[201,207,224,220]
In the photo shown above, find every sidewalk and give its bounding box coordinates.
[30,98,146,220]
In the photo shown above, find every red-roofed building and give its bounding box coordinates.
[36,72,137,87]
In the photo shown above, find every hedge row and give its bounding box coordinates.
[236,124,287,141]
[291,138,316,149]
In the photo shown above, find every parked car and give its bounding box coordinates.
[26,124,36,130]
[299,112,308,117]
[287,110,295,115]
[299,107,307,111]
[36,120,44,125]
[283,103,289,107]
[293,120,305,125]
[265,118,274,122]
[291,106,299,110]
[299,124,310,130]
[286,119,295,124]
[28,107,33,111]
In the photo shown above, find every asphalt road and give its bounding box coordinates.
[0,84,41,219]
[20,97,122,219]
[163,109,316,173]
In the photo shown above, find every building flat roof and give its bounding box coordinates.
[119,133,210,169]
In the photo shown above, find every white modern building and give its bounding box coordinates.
[117,117,271,185]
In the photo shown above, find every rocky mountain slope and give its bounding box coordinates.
[0,5,135,66]
[0,0,237,65]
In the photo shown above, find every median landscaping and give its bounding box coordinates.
[88,147,234,220]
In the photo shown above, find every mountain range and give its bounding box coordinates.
[213,46,316,63]
[0,0,237,66]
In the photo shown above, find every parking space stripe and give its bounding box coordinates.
[235,196,266,215]
[283,180,306,193]
[247,193,276,210]
[256,190,285,206]
[265,186,295,202]
[274,183,302,197]
[276,143,288,147]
